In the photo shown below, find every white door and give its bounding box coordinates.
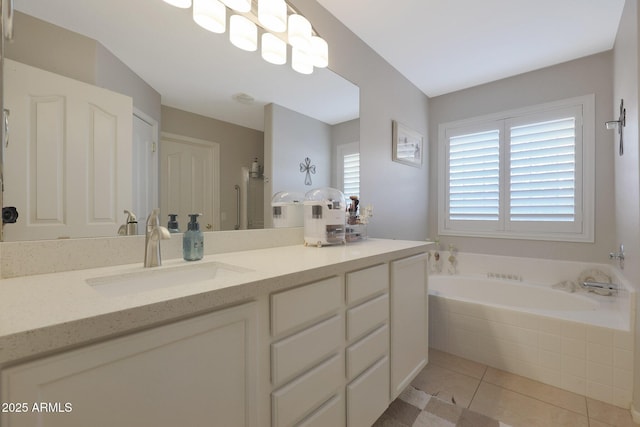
[160,133,219,231]
[3,59,133,241]
[132,111,158,232]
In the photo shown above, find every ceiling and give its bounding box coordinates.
[317,0,626,97]
[13,0,359,131]
[13,0,627,127]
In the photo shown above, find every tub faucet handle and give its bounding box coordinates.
[609,244,624,269]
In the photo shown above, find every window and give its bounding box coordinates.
[337,142,360,198]
[438,95,594,242]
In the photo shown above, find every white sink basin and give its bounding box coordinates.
[86,261,252,297]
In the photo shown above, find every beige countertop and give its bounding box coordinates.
[0,239,430,366]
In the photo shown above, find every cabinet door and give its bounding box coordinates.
[1,303,258,427]
[390,253,429,399]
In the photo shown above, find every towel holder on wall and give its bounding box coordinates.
[605,99,626,156]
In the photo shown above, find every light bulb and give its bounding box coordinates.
[220,0,250,12]
[261,33,286,65]
[258,0,287,33]
[288,14,311,50]
[193,0,226,33]
[230,15,257,51]
[292,48,313,74]
[310,36,328,68]
[163,0,192,8]
[258,0,286,33]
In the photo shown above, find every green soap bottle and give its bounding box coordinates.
[183,213,204,261]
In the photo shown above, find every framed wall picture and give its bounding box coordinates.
[392,120,423,168]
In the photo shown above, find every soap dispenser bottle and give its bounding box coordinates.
[183,213,204,261]
[168,214,180,233]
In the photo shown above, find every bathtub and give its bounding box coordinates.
[428,265,635,409]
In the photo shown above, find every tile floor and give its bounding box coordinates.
[374,349,640,427]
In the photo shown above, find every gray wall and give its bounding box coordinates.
[291,0,430,240]
[264,103,332,227]
[612,0,640,413]
[428,52,615,262]
[161,106,264,231]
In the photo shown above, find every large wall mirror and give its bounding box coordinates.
[3,0,359,241]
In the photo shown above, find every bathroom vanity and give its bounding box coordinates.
[0,239,430,427]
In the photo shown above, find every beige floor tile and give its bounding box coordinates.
[372,413,411,427]
[383,399,421,426]
[482,367,587,415]
[412,410,455,427]
[429,348,488,379]
[398,385,431,410]
[470,382,589,427]
[587,398,639,427]
[458,408,500,427]
[411,363,480,408]
[588,419,614,427]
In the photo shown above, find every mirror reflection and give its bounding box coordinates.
[3,0,359,241]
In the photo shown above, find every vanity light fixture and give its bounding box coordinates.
[164,0,328,74]
[163,0,193,8]
[261,33,287,65]
[230,14,257,51]
[291,48,313,74]
[605,98,626,156]
[310,35,328,68]
[258,0,287,33]
[220,0,250,13]
[193,0,226,33]
[287,14,311,51]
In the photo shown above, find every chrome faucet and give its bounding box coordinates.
[144,209,171,268]
[582,281,618,296]
[609,244,625,269]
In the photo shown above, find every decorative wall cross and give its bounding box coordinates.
[300,157,316,186]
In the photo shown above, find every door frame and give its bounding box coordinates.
[133,108,159,226]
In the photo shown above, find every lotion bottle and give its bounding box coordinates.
[183,213,204,261]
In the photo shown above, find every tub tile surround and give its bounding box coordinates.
[428,252,636,409]
[0,227,304,279]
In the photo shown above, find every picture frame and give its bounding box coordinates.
[392,120,423,168]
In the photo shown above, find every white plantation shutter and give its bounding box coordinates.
[438,95,593,242]
[448,130,500,221]
[343,152,360,198]
[509,117,576,222]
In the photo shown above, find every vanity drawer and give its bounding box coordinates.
[346,263,389,305]
[346,324,389,381]
[346,293,389,341]
[347,356,390,427]
[271,276,342,337]
[272,354,342,427]
[271,314,343,387]
[298,393,345,427]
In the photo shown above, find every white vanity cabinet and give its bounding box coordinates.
[0,243,431,427]
[268,265,392,427]
[345,264,390,427]
[0,302,259,427]
[269,276,345,427]
[390,253,429,399]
